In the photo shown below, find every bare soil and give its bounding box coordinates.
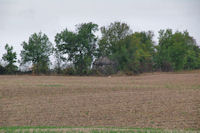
[0,72,200,129]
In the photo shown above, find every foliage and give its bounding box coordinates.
[184,40,200,69]
[97,21,132,57]
[20,32,53,74]
[55,22,98,75]
[155,29,200,71]
[2,44,18,73]
[53,47,66,74]
[0,64,6,74]
[111,31,155,74]
[1,22,200,75]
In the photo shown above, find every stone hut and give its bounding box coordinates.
[93,57,116,75]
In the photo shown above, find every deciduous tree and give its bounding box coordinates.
[55,22,98,75]
[97,21,132,57]
[111,31,155,74]
[20,32,53,74]
[155,29,200,71]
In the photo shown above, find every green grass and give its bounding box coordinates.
[0,127,199,133]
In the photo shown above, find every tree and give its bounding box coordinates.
[111,31,155,74]
[154,29,173,71]
[20,32,53,74]
[97,21,132,57]
[55,22,98,75]
[155,29,200,71]
[184,37,200,69]
[2,44,17,73]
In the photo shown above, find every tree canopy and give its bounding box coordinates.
[2,44,17,73]
[20,32,53,74]
[155,29,200,71]
[111,31,155,74]
[55,22,98,75]
[97,21,132,57]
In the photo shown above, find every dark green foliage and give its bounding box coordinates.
[0,64,6,74]
[97,21,132,57]
[2,44,18,74]
[155,29,200,71]
[20,32,53,74]
[184,41,200,70]
[111,31,155,74]
[55,22,98,75]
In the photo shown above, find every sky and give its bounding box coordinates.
[0,0,200,64]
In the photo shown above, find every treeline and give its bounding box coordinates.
[1,21,200,75]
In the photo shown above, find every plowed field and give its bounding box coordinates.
[0,72,200,129]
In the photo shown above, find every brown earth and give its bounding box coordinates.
[0,72,200,129]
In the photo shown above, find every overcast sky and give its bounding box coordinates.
[0,0,200,62]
